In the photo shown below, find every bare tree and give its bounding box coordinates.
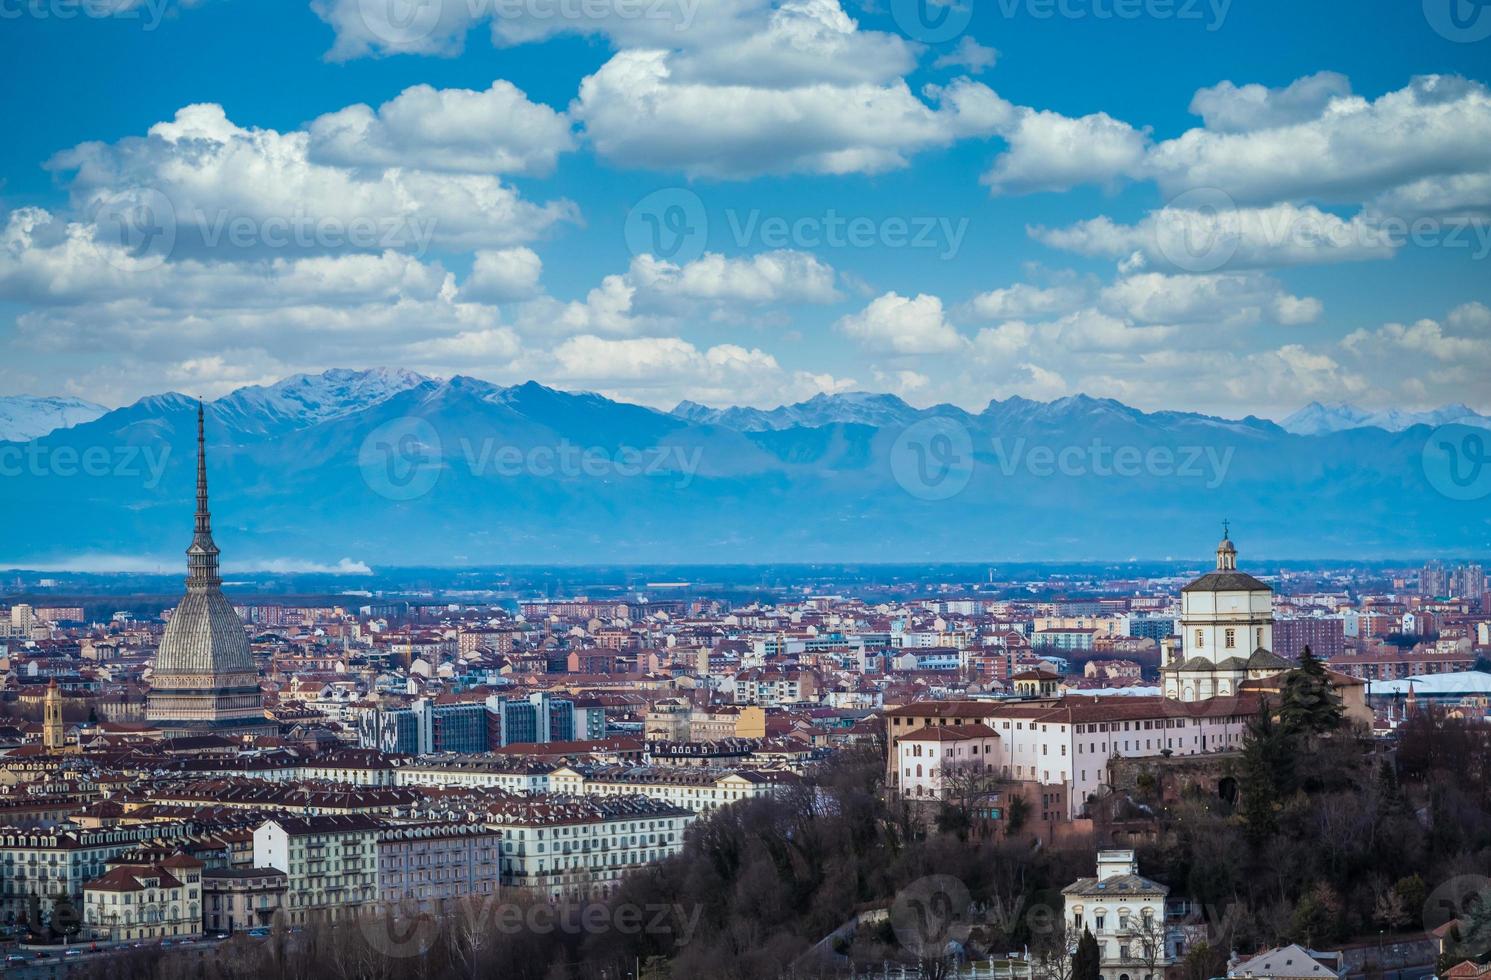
[1031,916,1078,980]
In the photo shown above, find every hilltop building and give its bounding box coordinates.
[1161,528,1292,702]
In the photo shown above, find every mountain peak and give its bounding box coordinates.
[1280,401,1491,435]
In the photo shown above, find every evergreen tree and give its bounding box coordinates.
[1072,927,1102,980]
[1279,646,1344,736]
[1376,759,1408,818]
[1240,698,1295,845]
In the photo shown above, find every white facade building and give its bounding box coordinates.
[1063,850,1173,980]
[1161,531,1291,701]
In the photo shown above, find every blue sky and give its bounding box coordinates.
[1,0,1489,419]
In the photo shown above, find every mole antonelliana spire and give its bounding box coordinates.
[145,401,273,738]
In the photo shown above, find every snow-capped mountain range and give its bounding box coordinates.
[0,369,1484,566]
[0,395,106,443]
[1279,402,1491,436]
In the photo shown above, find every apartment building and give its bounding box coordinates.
[896,723,1000,800]
[253,815,383,925]
[81,854,204,943]
[547,764,795,813]
[486,795,693,900]
[377,821,501,913]
[0,822,195,927]
[202,867,287,933]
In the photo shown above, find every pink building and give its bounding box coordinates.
[377,822,502,913]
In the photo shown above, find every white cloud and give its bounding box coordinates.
[933,37,997,75]
[628,250,840,305]
[308,80,576,176]
[982,107,1150,195]
[1099,272,1322,326]
[573,51,1009,178]
[1187,72,1352,133]
[1031,202,1398,269]
[1148,75,1491,209]
[461,248,545,303]
[966,282,1086,320]
[312,0,764,61]
[546,333,850,408]
[49,103,577,256]
[835,292,965,354]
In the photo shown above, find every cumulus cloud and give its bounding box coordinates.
[1187,72,1352,133]
[933,37,997,75]
[312,0,764,61]
[980,73,1491,230]
[308,81,576,176]
[573,52,1010,178]
[546,334,851,407]
[509,250,841,336]
[49,103,577,257]
[982,107,1151,195]
[1147,75,1491,208]
[1099,272,1322,326]
[460,248,545,303]
[1031,202,1399,270]
[835,292,965,354]
[965,282,1087,320]
[627,250,840,305]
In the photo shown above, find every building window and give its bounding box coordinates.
[1224,628,1236,649]
[1194,629,1204,647]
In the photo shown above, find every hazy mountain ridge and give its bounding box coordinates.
[0,395,106,442]
[1,369,1481,566]
[1280,401,1491,435]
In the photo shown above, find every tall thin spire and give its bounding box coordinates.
[186,399,221,590]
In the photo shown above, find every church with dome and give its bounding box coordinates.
[1160,527,1294,702]
[145,404,274,739]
